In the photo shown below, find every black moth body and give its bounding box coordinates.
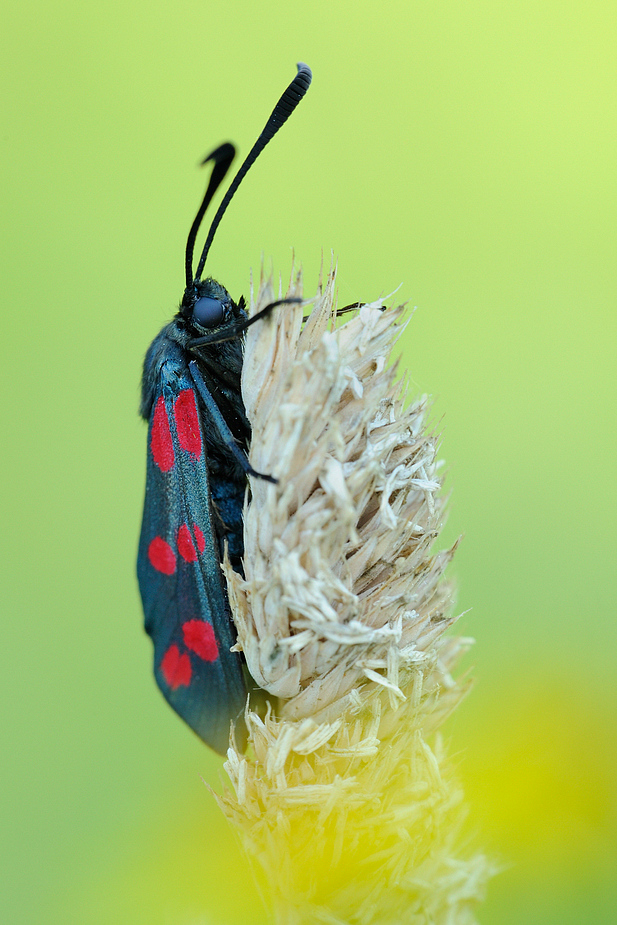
[140,278,250,573]
[137,64,312,754]
[137,281,249,754]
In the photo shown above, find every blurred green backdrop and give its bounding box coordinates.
[2,1,616,923]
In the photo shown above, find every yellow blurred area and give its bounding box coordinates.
[463,679,617,848]
[1,1,615,923]
[459,672,617,921]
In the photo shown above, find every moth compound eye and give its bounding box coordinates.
[193,297,225,328]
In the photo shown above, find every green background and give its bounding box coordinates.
[2,1,615,923]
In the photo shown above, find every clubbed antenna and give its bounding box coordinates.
[192,63,312,283]
[184,143,235,291]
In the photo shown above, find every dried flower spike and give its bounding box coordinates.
[218,268,493,924]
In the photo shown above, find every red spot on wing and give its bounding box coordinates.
[174,390,202,458]
[182,620,219,662]
[148,537,176,575]
[177,523,206,562]
[160,644,192,688]
[151,397,175,471]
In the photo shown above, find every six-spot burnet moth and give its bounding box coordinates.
[137,63,312,754]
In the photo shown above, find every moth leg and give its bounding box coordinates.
[189,361,277,484]
[301,300,369,323]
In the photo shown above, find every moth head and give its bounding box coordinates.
[181,277,234,331]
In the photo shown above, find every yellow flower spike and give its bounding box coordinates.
[219,267,493,924]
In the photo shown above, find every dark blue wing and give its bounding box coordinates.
[137,351,247,754]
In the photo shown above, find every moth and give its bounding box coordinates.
[137,64,312,754]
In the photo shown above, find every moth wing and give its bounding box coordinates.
[137,367,246,754]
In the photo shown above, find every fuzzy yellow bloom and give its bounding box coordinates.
[217,267,492,924]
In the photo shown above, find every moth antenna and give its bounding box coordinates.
[184,143,235,291]
[193,62,312,283]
